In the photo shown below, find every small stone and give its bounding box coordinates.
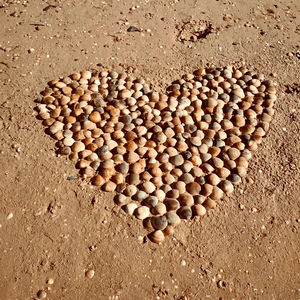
[46,278,54,285]
[135,206,150,220]
[7,212,13,220]
[163,173,175,185]
[154,189,166,201]
[128,173,140,185]
[126,151,140,164]
[233,88,245,98]
[125,184,138,197]
[149,230,165,244]
[220,180,234,194]
[97,145,109,155]
[216,167,230,178]
[165,199,180,211]
[85,269,95,279]
[123,203,138,215]
[117,162,129,174]
[135,190,148,201]
[201,183,213,196]
[101,159,114,169]
[127,26,140,32]
[231,173,242,184]
[181,173,194,184]
[208,173,221,186]
[186,182,201,195]
[192,204,206,216]
[72,141,85,153]
[37,290,47,299]
[227,148,241,160]
[49,121,64,134]
[178,206,192,219]
[170,154,184,166]
[103,181,116,192]
[143,196,158,208]
[151,215,168,230]
[163,225,175,236]
[178,193,194,206]
[166,212,181,226]
[166,189,180,199]
[92,175,105,186]
[203,199,216,210]
[151,202,167,215]
[142,181,156,194]
[190,136,202,146]
[210,186,224,201]
[114,194,128,205]
[120,89,132,99]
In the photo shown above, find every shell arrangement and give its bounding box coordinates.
[36,66,276,243]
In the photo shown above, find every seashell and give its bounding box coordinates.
[151,215,168,230]
[123,203,138,215]
[135,206,150,220]
[192,204,206,216]
[149,230,165,244]
[203,199,216,210]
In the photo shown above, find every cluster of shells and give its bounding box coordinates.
[36,66,276,243]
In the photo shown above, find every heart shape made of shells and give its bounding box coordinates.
[36,66,276,243]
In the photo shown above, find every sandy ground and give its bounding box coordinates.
[0,0,299,299]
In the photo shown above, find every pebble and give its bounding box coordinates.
[123,203,138,215]
[154,189,166,201]
[180,260,187,266]
[190,136,202,146]
[7,212,13,220]
[179,193,194,206]
[126,151,140,164]
[165,199,180,211]
[192,204,206,216]
[114,194,128,205]
[37,290,47,299]
[85,269,95,279]
[186,182,201,195]
[142,196,158,207]
[170,154,184,166]
[203,199,216,210]
[135,190,148,201]
[231,174,242,184]
[128,173,140,185]
[149,230,165,244]
[103,181,116,192]
[180,173,194,184]
[46,278,54,285]
[151,215,168,230]
[166,212,181,226]
[178,206,193,219]
[142,181,156,194]
[125,184,138,197]
[163,225,175,236]
[116,162,128,174]
[135,206,150,220]
[127,26,140,32]
[72,141,85,152]
[151,202,167,215]
[220,180,234,194]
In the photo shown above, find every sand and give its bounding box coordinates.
[0,0,299,299]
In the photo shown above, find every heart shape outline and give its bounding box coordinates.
[36,66,276,243]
